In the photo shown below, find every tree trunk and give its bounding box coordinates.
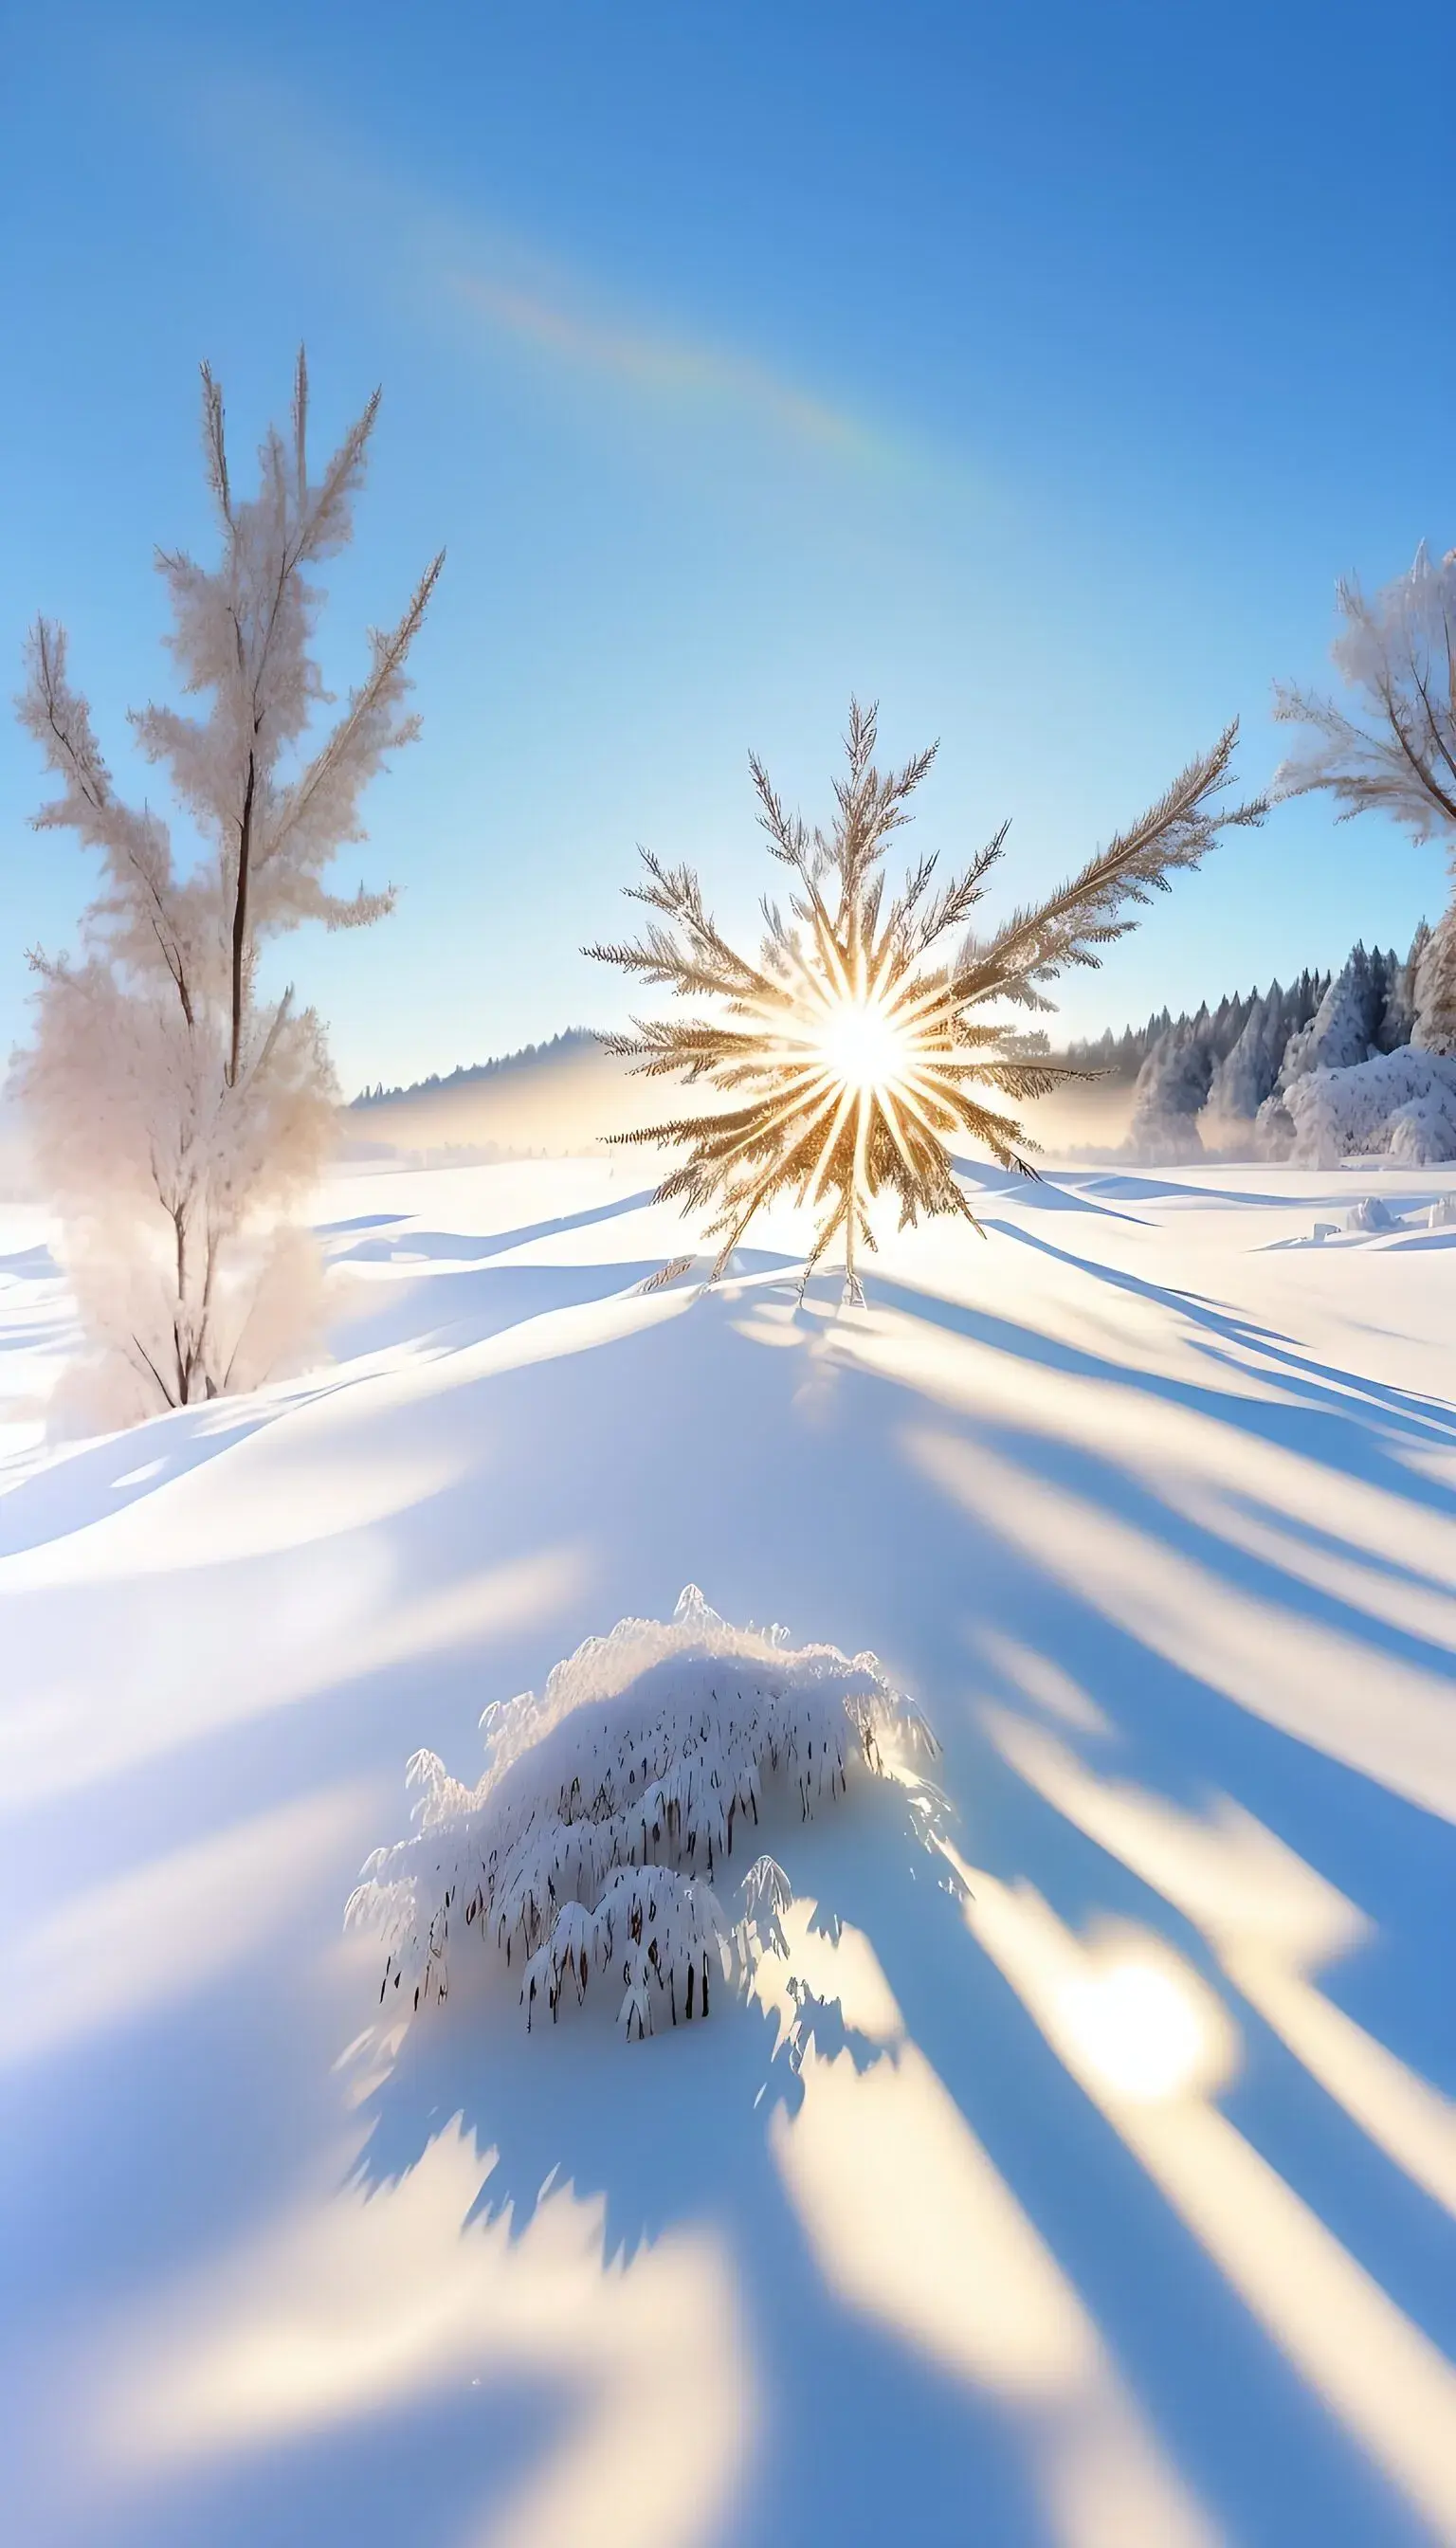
[228,752,257,1086]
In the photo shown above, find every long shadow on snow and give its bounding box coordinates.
[0,1239,61,1280]
[355,1783,1073,2548]
[324,1186,659,1267]
[862,1268,1456,1630]
[948,1222,1456,1453]
[9,1248,1447,2547]
[0,1395,281,1561]
[0,1255,662,1560]
[339,1273,1452,2548]
[326,1254,666,1361]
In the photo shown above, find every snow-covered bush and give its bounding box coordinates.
[1283,1047,1456,1166]
[347,1586,935,2040]
[1429,1193,1456,1228]
[1345,1195,1394,1233]
[1253,1090,1296,1158]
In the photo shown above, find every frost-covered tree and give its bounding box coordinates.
[1411,917,1456,1055]
[1249,933,1439,1160]
[1205,985,1290,1125]
[1279,942,1390,1086]
[1119,966,1340,1159]
[13,354,441,1421]
[1275,543,1456,841]
[1125,1018,1217,1161]
[1274,542,1456,1052]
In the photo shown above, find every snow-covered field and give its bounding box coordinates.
[3,1153,1454,2548]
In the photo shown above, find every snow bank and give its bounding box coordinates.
[347,1586,935,2038]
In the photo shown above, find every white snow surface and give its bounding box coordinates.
[2,1150,1454,2548]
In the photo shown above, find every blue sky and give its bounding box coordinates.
[2,0,1453,1094]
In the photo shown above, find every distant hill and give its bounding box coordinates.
[344,1020,1134,1163]
[349,959,1410,1168]
[351,1028,600,1108]
[341,1028,664,1163]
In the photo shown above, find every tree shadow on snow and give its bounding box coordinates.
[322,1186,659,1267]
[350,1779,1077,2548]
[327,1267,1456,2546]
[919,1221,1456,1457]
[10,1217,1453,2548]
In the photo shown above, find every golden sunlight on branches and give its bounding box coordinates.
[590,701,1262,1298]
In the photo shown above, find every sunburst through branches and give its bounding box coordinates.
[589,702,1264,1300]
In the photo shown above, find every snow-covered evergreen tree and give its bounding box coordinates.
[1205,984,1289,1124]
[1279,943,1390,1085]
[1248,935,1438,1160]
[1124,1020,1217,1161]
[1374,926,1426,1051]
[13,354,441,1422]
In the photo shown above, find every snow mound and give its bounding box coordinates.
[347,1585,935,2038]
[1346,1195,1395,1233]
[1281,1047,1456,1167]
[1429,1193,1456,1228]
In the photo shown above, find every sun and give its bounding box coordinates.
[589,699,1258,1299]
[719,939,974,1298]
[805,984,917,1095]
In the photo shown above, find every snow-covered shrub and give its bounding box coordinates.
[1283,1047,1456,1167]
[1429,1193,1456,1228]
[347,1586,935,2039]
[1345,1195,1394,1233]
[1253,1090,1296,1158]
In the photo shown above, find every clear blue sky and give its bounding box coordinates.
[2,0,1452,1094]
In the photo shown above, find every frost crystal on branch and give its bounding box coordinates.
[347,1586,934,2038]
[588,699,1262,1297]
[12,351,441,1422]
